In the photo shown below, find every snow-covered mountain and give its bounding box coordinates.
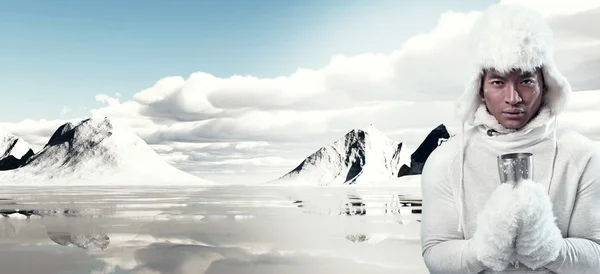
[0,128,34,170]
[0,117,211,185]
[268,125,410,186]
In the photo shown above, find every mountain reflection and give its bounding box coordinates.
[292,193,422,218]
[345,234,369,242]
[343,194,366,216]
[45,218,110,250]
[0,207,110,251]
[0,218,17,239]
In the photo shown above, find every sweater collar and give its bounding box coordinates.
[470,103,555,149]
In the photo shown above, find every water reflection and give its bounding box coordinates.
[46,218,110,250]
[292,193,422,219]
[0,218,16,238]
[1,209,40,218]
[345,234,369,243]
[344,194,366,216]
[0,186,427,274]
[0,207,110,251]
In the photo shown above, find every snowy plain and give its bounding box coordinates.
[0,180,426,274]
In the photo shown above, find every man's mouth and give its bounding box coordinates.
[503,110,525,118]
[503,109,524,114]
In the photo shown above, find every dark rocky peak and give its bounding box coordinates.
[45,118,112,149]
[398,124,451,177]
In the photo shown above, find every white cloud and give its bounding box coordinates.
[60,107,71,115]
[564,90,600,113]
[559,91,600,140]
[160,151,191,164]
[500,0,600,17]
[3,2,600,184]
[195,156,297,167]
[234,141,269,150]
[95,94,121,106]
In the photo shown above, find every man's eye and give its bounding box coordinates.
[522,79,535,85]
[491,81,503,86]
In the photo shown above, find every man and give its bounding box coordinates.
[420,3,600,274]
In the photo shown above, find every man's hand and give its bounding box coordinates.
[514,180,563,270]
[470,183,521,271]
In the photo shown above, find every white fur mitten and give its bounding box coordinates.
[514,180,563,270]
[470,183,521,271]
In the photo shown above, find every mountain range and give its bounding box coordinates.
[268,124,450,186]
[1,117,449,186]
[0,117,211,185]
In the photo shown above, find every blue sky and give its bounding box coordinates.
[0,0,497,122]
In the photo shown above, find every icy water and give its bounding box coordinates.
[0,185,426,274]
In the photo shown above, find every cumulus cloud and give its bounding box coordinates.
[564,90,600,113]
[559,98,600,141]
[500,0,600,17]
[95,94,122,106]
[60,107,71,115]
[3,2,600,184]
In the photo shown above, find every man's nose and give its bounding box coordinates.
[504,83,522,105]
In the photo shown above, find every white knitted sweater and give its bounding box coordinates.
[420,104,600,274]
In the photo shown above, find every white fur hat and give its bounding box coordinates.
[455,3,572,125]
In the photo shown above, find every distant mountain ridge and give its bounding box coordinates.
[0,117,210,185]
[269,124,451,186]
[268,124,410,186]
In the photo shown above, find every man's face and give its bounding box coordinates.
[480,68,545,130]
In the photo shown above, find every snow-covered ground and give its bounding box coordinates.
[0,118,211,186]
